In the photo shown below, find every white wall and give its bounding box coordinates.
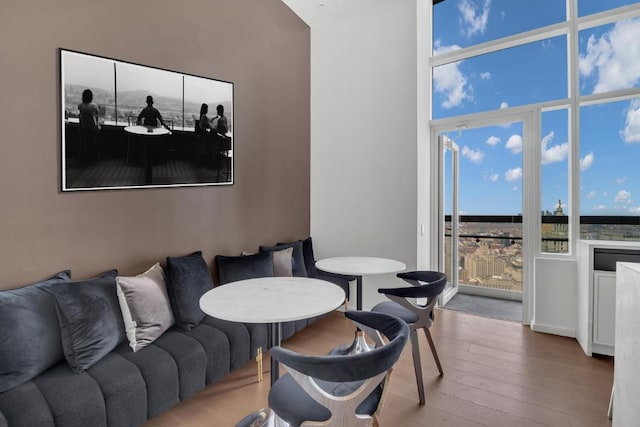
[308,0,429,309]
[532,257,577,337]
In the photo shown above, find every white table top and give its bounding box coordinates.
[199,277,345,323]
[124,125,171,136]
[315,256,406,276]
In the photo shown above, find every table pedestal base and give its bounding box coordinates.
[329,330,374,355]
[236,408,291,427]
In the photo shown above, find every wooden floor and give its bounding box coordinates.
[144,309,613,427]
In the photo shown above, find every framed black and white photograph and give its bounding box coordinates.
[60,48,233,191]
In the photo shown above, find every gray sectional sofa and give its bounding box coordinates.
[0,238,352,427]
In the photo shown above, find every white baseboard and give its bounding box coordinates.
[530,321,576,338]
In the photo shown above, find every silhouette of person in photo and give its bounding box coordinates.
[138,95,170,131]
[198,103,212,134]
[77,89,100,162]
[212,104,229,136]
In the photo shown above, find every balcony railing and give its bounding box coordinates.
[443,214,640,293]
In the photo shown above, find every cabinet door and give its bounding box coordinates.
[593,272,616,346]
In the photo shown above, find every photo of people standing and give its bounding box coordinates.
[60,49,233,191]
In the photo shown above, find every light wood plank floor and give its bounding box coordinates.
[144,309,613,427]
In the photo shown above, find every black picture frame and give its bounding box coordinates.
[59,48,234,191]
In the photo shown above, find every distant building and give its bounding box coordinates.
[542,199,568,253]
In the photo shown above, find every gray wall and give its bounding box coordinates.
[0,0,310,289]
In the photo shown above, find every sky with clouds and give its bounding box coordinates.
[434,0,640,216]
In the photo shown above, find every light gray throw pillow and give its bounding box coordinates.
[273,247,294,277]
[116,263,175,352]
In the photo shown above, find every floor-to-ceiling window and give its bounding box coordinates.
[429,0,640,318]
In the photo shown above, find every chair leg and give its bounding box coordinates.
[424,328,443,376]
[409,329,426,405]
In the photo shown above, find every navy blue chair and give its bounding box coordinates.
[267,311,408,427]
[371,271,447,405]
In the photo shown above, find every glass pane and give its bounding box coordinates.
[541,109,569,253]
[433,0,565,52]
[579,18,640,95]
[115,62,182,128]
[442,141,455,294]
[450,123,523,293]
[184,75,234,133]
[61,51,115,125]
[580,99,640,241]
[432,36,567,119]
[579,0,640,17]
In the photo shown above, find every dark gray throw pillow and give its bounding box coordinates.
[0,270,71,392]
[46,270,125,373]
[263,240,307,277]
[165,251,214,331]
[216,251,274,285]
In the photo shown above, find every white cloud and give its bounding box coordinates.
[615,190,632,204]
[617,176,628,184]
[512,186,519,191]
[587,190,597,199]
[594,205,607,211]
[629,206,640,213]
[489,173,499,182]
[500,102,509,109]
[540,131,569,165]
[433,42,473,109]
[621,99,640,143]
[486,135,500,146]
[505,167,522,182]
[458,0,491,38]
[580,152,594,171]
[461,145,484,164]
[480,72,491,80]
[579,17,640,94]
[505,134,523,154]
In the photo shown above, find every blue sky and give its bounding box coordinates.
[433,0,640,216]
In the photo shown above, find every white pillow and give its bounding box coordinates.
[116,263,175,352]
[273,247,294,277]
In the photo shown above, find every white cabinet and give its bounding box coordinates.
[593,271,616,349]
[577,241,640,357]
[613,263,640,425]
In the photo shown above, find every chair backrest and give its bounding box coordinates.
[378,271,447,299]
[269,311,408,426]
[271,311,408,382]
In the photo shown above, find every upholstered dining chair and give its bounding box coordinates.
[267,311,409,427]
[371,271,447,405]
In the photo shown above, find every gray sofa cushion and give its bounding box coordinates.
[202,316,251,371]
[46,270,126,373]
[216,251,274,285]
[0,381,55,427]
[152,330,207,400]
[261,241,307,277]
[86,353,147,427]
[0,270,71,392]
[33,363,107,427]
[182,323,231,384]
[114,342,180,418]
[165,251,214,331]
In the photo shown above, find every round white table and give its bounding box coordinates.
[124,125,171,184]
[199,277,345,384]
[315,256,406,311]
[315,256,406,353]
